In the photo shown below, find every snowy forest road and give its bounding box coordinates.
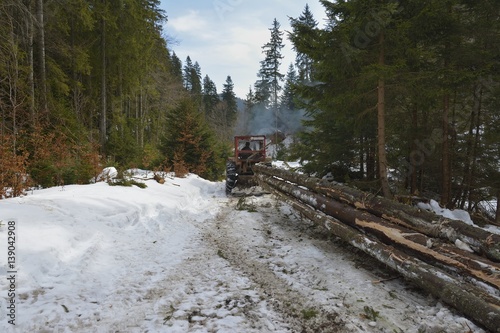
[0,175,487,333]
[172,193,484,333]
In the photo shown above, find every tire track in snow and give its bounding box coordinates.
[203,198,345,333]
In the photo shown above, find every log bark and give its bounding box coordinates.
[253,164,500,262]
[259,179,500,333]
[496,189,500,225]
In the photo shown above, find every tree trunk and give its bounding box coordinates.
[36,0,47,112]
[140,90,144,148]
[258,178,500,333]
[366,142,375,181]
[459,84,482,210]
[467,85,482,211]
[377,31,392,199]
[70,16,80,121]
[359,135,365,178]
[136,93,139,144]
[440,3,453,208]
[25,0,35,121]
[441,93,451,208]
[459,102,475,209]
[409,106,418,194]
[141,89,145,148]
[99,6,107,151]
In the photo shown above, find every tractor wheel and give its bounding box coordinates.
[225,161,237,195]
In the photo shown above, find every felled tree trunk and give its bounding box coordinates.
[253,164,500,262]
[256,173,500,289]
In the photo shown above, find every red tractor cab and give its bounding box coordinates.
[226,135,272,194]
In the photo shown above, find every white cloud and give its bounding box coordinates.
[169,10,208,34]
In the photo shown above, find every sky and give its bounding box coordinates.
[159,0,327,98]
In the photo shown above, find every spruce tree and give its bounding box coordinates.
[280,63,304,134]
[255,18,285,147]
[238,87,256,134]
[289,0,402,191]
[281,63,298,113]
[221,75,238,126]
[170,51,183,80]
[255,19,284,105]
[285,0,500,212]
[290,4,317,83]
[191,61,202,96]
[162,98,223,180]
[183,56,193,91]
[202,74,219,119]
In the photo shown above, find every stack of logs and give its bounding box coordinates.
[253,164,500,333]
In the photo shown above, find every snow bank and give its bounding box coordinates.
[92,166,118,182]
[0,173,224,332]
[272,160,302,170]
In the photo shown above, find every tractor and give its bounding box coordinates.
[225,135,272,195]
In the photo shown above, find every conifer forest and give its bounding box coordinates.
[1,0,499,222]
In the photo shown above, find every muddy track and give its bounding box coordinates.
[204,198,345,333]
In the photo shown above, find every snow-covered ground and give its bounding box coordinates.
[0,170,492,332]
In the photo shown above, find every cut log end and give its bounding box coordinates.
[154,174,165,184]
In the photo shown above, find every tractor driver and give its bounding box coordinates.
[239,142,252,160]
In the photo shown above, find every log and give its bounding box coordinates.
[258,179,500,333]
[256,173,500,290]
[253,164,500,262]
[153,174,165,184]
